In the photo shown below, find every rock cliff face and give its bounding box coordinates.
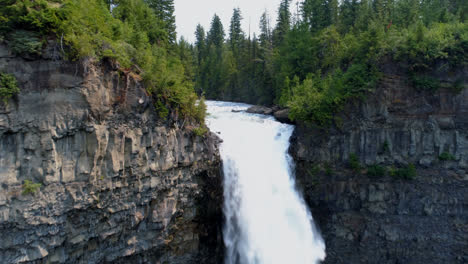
[0,44,223,263]
[290,65,468,263]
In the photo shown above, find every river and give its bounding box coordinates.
[206,101,326,264]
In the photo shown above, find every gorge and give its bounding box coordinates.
[0,0,467,263]
[206,101,326,264]
[0,43,224,263]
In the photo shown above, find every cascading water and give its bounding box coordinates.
[206,101,326,264]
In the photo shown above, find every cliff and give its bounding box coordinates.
[290,64,468,263]
[0,43,223,263]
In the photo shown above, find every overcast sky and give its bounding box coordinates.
[174,0,301,43]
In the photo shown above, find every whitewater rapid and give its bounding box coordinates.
[206,101,326,264]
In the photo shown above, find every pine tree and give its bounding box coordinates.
[194,24,206,66]
[207,14,225,50]
[394,0,420,27]
[144,0,177,44]
[302,0,333,32]
[259,11,272,47]
[273,0,291,46]
[330,0,339,25]
[355,0,372,31]
[257,11,275,105]
[204,14,227,99]
[339,0,358,32]
[229,8,244,56]
[177,37,195,81]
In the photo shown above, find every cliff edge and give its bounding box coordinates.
[0,43,223,263]
[291,63,468,263]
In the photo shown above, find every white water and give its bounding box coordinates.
[206,101,326,264]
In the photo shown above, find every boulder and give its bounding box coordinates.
[246,105,273,115]
[274,109,293,124]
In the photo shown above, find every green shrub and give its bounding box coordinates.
[324,163,334,176]
[411,75,441,92]
[396,22,468,70]
[307,164,321,178]
[155,100,169,120]
[192,126,208,137]
[0,73,20,103]
[349,153,361,171]
[1,0,204,125]
[22,180,42,195]
[439,152,456,161]
[286,64,379,126]
[8,31,43,56]
[367,164,387,178]
[0,0,64,36]
[390,164,417,180]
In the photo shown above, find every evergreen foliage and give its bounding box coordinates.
[0,73,19,103]
[22,180,42,195]
[367,164,387,178]
[349,153,361,171]
[1,0,206,124]
[144,0,177,43]
[390,164,417,180]
[439,152,456,161]
[193,0,467,126]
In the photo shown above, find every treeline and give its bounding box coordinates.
[0,0,205,124]
[194,0,467,125]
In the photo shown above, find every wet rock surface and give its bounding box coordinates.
[291,66,468,264]
[273,109,293,124]
[0,44,223,264]
[246,105,273,115]
[246,105,294,124]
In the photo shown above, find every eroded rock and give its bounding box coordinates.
[0,45,223,264]
[246,105,273,115]
[291,65,468,264]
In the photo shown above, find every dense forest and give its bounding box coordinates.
[1,0,466,128]
[0,0,206,125]
[193,0,467,126]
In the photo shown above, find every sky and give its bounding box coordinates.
[174,0,301,43]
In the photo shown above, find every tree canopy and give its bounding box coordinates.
[192,0,467,125]
[0,0,205,125]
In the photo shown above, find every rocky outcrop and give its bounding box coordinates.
[291,65,468,263]
[0,43,223,263]
[246,105,273,115]
[273,109,293,124]
[292,66,468,169]
[246,105,294,124]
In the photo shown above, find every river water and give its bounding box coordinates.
[206,101,326,264]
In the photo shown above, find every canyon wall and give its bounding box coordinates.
[0,43,223,264]
[291,64,468,263]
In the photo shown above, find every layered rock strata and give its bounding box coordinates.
[0,44,223,264]
[291,65,468,264]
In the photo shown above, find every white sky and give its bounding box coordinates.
[174,0,301,43]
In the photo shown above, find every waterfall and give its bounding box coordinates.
[206,101,326,264]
